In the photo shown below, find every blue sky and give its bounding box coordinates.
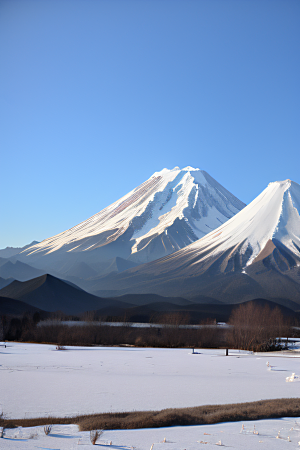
[1,0,299,248]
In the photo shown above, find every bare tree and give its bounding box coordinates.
[229,302,290,351]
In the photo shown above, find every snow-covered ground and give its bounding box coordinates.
[1,343,299,419]
[1,343,299,449]
[2,418,300,449]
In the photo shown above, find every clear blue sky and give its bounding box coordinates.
[1,0,299,248]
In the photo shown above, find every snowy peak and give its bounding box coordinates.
[164,178,300,274]
[75,178,300,304]
[20,167,245,268]
[130,167,245,260]
[271,180,300,256]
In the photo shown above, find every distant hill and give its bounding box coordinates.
[0,296,45,316]
[60,261,98,279]
[102,293,194,306]
[0,257,8,268]
[0,241,39,258]
[0,274,134,315]
[61,257,139,289]
[93,298,297,324]
[0,276,14,290]
[0,260,46,282]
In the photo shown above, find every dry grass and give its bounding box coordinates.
[0,398,299,431]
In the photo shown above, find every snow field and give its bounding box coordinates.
[0,343,299,420]
[1,418,300,449]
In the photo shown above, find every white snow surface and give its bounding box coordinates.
[21,167,244,260]
[1,343,299,420]
[2,418,300,449]
[1,343,300,449]
[172,179,300,268]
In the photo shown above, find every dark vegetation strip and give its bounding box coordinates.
[4,302,297,351]
[1,398,300,431]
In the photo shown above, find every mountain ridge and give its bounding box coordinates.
[0,274,134,315]
[85,179,300,306]
[15,167,245,275]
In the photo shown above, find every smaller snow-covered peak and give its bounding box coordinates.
[171,178,300,271]
[268,179,293,189]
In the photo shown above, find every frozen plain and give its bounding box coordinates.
[1,343,300,449]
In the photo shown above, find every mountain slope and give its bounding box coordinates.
[0,274,134,315]
[63,257,138,280]
[0,260,46,282]
[115,298,296,323]
[89,180,300,306]
[0,241,39,258]
[0,276,14,290]
[0,296,46,316]
[18,167,245,275]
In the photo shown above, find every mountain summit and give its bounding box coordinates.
[19,167,245,273]
[92,179,300,305]
[154,178,300,275]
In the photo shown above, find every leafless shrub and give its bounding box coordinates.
[159,312,190,326]
[55,345,66,350]
[135,336,146,346]
[44,425,52,435]
[90,429,103,445]
[83,311,99,322]
[0,411,5,438]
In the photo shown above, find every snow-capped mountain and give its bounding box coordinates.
[152,178,300,274]
[19,167,245,273]
[92,179,300,305]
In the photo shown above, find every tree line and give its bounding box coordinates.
[1,301,297,351]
